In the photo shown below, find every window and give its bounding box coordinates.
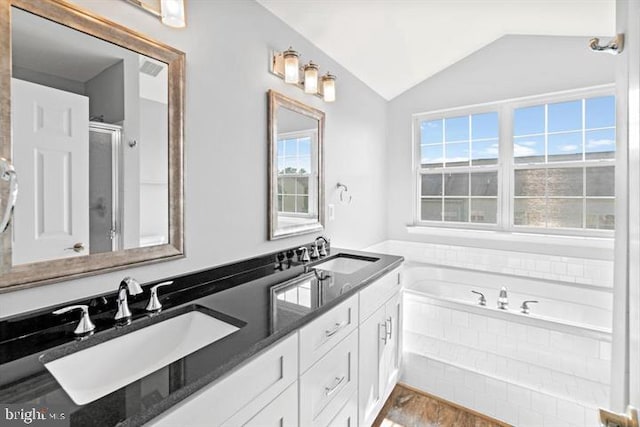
[277,130,316,217]
[419,112,499,224]
[415,88,615,234]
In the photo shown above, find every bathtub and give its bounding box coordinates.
[401,261,612,427]
[403,261,613,332]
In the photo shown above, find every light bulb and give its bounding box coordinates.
[304,61,319,94]
[322,73,336,102]
[160,0,186,28]
[283,47,300,84]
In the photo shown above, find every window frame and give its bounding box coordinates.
[412,85,616,237]
[276,129,318,219]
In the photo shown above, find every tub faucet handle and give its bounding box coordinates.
[520,300,538,315]
[497,286,509,310]
[471,290,486,306]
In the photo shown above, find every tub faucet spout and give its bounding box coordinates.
[497,286,509,310]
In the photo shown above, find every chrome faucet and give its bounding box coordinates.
[497,286,509,310]
[520,300,539,314]
[315,236,329,257]
[115,276,143,322]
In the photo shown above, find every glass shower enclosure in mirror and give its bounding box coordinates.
[0,0,184,289]
[268,90,325,239]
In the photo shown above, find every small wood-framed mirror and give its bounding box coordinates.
[0,0,185,290]
[268,90,325,240]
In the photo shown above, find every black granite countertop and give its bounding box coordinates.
[0,246,403,426]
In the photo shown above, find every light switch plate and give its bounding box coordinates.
[328,204,335,221]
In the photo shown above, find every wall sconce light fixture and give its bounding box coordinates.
[271,47,337,102]
[123,0,186,28]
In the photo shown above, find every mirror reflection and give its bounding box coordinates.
[269,91,324,239]
[11,7,169,265]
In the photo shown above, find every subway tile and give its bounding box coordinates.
[557,399,585,425]
[531,390,557,416]
[599,341,612,361]
[475,391,497,417]
[527,325,550,346]
[497,400,519,425]
[463,370,486,392]
[487,318,507,336]
[535,260,552,273]
[485,377,508,401]
[507,383,531,408]
[451,310,469,327]
[567,263,585,278]
[583,407,601,427]
[518,407,544,427]
[468,313,488,331]
[454,384,476,409]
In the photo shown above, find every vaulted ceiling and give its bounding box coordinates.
[257,0,616,100]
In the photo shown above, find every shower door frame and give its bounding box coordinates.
[89,122,123,253]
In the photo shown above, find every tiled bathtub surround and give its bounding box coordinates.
[368,240,613,287]
[365,240,613,427]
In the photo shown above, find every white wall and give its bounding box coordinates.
[0,0,388,317]
[386,35,616,251]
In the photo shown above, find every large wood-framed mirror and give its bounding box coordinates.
[0,0,185,291]
[268,90,325,239]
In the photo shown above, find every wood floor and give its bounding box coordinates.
[372,384,512,427]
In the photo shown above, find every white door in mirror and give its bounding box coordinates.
[12,78,90,265]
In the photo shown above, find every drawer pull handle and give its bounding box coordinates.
[325,321,346,337]
[386,316,392,340]
[324,376,345,396]
[381,322,388,344]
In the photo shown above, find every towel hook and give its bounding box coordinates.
[336,182,352,204]
[589,34,624,55]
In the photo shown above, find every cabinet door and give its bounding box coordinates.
[358,304,387,427]
[382,291,401,400]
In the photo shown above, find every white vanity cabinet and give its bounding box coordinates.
[146,264,403,427]
[358,267,403,427]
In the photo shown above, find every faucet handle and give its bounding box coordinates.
[298,246,310,263]
[53,304,95,335]
[520,300,539,314]
[310,243,320,260]
[145,281,174,312]
[471,290,486,306]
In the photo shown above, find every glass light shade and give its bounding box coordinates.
[304,62,319,94]
[283,48,300,84]
[160,0,186,28]
[322,74,336,102]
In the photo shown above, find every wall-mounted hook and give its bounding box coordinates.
[336,182,352,204]
[589,34,624,55]
[128,139,137,148]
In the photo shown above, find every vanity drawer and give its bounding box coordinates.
[147,333,298,427]
[221,380,298,427]
[299,330,358,427]
[299,294,358,373]
[325,390,357,427]
[359,267,402,322]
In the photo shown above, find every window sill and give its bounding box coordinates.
[405,225,614,260]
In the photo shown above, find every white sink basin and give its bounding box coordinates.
[313,255,377,275]
[44,309,241,405]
